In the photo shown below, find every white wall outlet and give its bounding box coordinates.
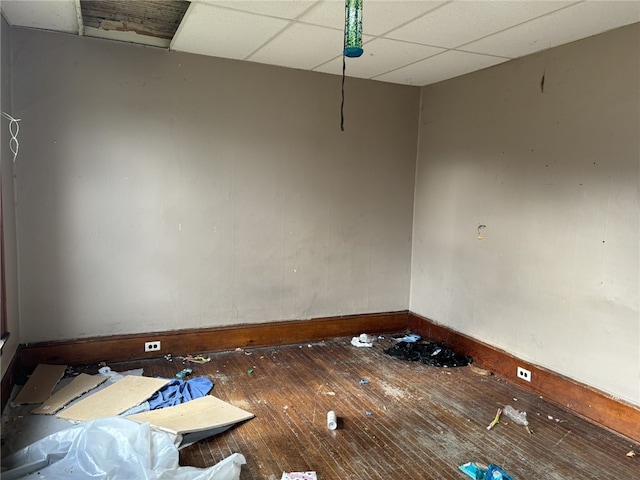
[517,366,531,382]
[144,341,161,352]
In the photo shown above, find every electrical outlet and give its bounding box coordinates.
[144,341,161,352]
[517,366,531,382]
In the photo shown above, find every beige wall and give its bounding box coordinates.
[411,24,639,406]
[0,16,20,379]
[11,28,418,342]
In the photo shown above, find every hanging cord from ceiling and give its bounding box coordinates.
[340,55,346,132]
[1,112,21,163]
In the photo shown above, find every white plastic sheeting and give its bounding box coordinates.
[1,417,246,480]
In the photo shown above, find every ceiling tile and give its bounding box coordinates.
[387,0,574,48]
[463,1,640,58]
[299,0,447,36]
[362,0,448,36]
[1,0,78,33]
[201,0,317,20]
[171,2,290,60]
[249,23,343,70]
[375,50,508,86]
[314,37,445,79]
[296,0,348,30]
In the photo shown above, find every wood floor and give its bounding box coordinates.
[105,335,639,480]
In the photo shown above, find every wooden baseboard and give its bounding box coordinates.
[12,309,639,442]
[409,312,640,442]
[1,351,16,411]
[18,311,409,369]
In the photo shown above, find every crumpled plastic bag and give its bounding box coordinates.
[1,417,246,480]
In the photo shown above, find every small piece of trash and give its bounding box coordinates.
[235,347,243,352]
[365,411,372,416]
[247,369,254,375]
[548,415,554,420]
[323,391,336,396]
[281,472,317,480]
[351,333,374,348]
[626,450,636,458]
[469,365,492,376]
[175,368,193,379]
[394,333,421,343]
[181,354,210,363]
[164,354,173,361]
[487,408,502,430]
[359,379,369,385]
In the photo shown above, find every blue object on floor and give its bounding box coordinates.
[395,333,421,342]
[487,465,515,480]
[148,376,213,410]
[459,462,486,480]
[459,462,515,480]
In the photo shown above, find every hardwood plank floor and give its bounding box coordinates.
[91,336,640,479]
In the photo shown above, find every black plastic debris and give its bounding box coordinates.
[384,341,472,367]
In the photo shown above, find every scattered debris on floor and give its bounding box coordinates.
[469,364,492,376]
[180,354,212,364]
[394,333,421,343]
[351,333,375,347]
[176,367,194,379]
[281,472,317,480]
[486,408,502,430]
[327,410,337,430]
[503,405,531,433]
[359,379,369,385]
[459,462,515,480]
[384,340,472,367]
[626,450,636,458]
[2,362,255,478]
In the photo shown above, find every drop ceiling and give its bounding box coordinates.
[1,1,638,86]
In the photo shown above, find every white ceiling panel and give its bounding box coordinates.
[463,0,640,58]
[375,50,508,86]
[299,0,447,36]
[296,0,349,30]
[387,0,575,48]
[359,1,448,35]
[249,23,344,70]
[201,0,317,20]
[171,2,290,60]
[314,37,445,79]
[1,0,78,34]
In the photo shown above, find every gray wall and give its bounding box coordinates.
[11,28,418,342]
[0,16,19,379]
[411,23,639,406]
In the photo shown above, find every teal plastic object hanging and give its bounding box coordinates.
[343,0,363,58]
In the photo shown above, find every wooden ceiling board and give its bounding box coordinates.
[80,0,189,39]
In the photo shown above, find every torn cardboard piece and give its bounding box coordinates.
[13,364,67,405]
[57,375,169,421]
[32,373,108,415]
[127,394,254,436]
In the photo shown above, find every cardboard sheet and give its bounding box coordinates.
[57,375,169,421]
[13,364,68,405]
[127,395,254,435]
[32,374,108,415]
